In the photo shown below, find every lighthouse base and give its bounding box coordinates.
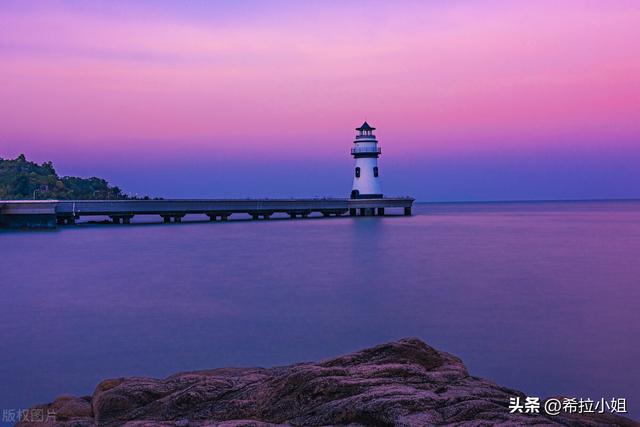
[350,191,383,199]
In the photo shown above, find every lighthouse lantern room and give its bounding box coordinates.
[350,121,383,199]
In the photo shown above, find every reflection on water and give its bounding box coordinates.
[1,200,639,419]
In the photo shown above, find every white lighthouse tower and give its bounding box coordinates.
[350,121,383,199]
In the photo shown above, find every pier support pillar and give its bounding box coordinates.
[288,212,297,219]
[251,213,259,220]
[162,215,171,223]
[349,208,356,216]
[57,217,66,225]
[322,211,330,217]
[301,212,309,218]
[377,208,385,216]
[66,217,76,225]
[110,216,121,224]
[359,208,366,216]
[207,214,217,221]
[262,213,272,220]
[173,215,183,223]
[122,216,132,224]
[220,215,229,221]
[404,207,412,216]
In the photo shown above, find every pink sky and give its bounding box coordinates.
[0,1,639,200]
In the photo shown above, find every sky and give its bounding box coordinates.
[0,0,639,201]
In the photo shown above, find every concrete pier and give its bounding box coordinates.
[0,201,57,229]
[0,197,414,229]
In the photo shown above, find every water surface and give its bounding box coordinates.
[1,201,639,420]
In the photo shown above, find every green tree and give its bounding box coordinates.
[0,155,142,200]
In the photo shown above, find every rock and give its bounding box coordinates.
[16,338,637,426]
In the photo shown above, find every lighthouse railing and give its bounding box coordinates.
[351,147,382,155]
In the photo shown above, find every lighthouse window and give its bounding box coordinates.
[355,167,360,178]
[373,167,379,177]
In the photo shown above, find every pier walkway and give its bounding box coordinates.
[0,197,414,229]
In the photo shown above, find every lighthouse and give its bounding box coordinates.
[350,121,383,199]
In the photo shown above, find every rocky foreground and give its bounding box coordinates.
[18,338,636,426]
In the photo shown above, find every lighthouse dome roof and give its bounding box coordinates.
[356,121,375,131]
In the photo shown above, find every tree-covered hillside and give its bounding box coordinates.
[0,154,132,200]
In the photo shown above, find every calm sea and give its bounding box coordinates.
[1,201,639,421]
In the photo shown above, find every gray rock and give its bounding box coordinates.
[16,338,637,426]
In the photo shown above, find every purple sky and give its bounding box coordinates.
[1,0,639,201]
